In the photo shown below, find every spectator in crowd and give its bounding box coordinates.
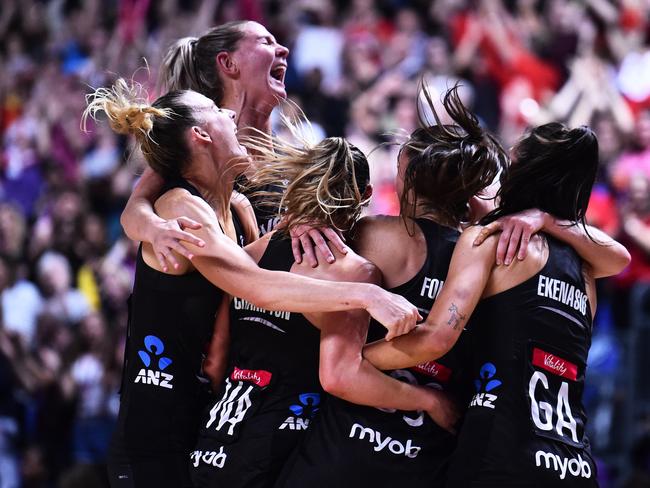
[36,252,91,327]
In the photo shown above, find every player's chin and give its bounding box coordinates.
[267,79,287,102]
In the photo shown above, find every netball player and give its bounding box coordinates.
[272,86,504,488]
[121,20,345,268]
[363,123,631,487]
[83,81,420,488]
[189,128,457,488]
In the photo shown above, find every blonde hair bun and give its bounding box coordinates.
[82,78,172,141]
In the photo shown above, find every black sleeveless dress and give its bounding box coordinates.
[190,233,322,488]
[276,219,472,488]
[107,178,246,488]
[235,175,283,236]
[446,236,598,487]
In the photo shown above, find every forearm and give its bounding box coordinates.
[544,216,631,277]
[122,198,166,242]
[364,234,489,370]
[568,93,595,128]
[192,253,375,314]
[318,310,435,411]
[547,78,580,120]
[364,324,450,371]
[332,357,435,411]
[157,197,412,321]
[121,168,164,242]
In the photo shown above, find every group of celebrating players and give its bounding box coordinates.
[82,19,631,488]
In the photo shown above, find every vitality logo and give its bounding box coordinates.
[279,393,320,431]
[470,362,502,409]
[134,335,173,389]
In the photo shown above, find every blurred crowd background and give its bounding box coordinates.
[1,0,650,487]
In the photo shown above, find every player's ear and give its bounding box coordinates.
[216,51,239,78]
[190,126,213,145]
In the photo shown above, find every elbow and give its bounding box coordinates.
[608,247,632,276]
[595,245,632,278]
[119,205,140,241]
[319,360,354,400]
[617,247,632,273]
[421,328,455,362]
[119,208,131,238]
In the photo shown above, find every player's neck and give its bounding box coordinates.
[221,91,273,136]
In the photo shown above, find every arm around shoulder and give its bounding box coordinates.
[544,216,631,278]
[121,167,165,242]
[155,194,420,332]
[364,227,496,369]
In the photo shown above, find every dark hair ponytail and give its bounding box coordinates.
[399,83,507,228]
[159,20,248,104]
[482,123,598,227]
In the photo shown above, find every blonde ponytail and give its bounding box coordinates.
[82,78,172,142]
[242,109,370,235]
[82,78,199,180]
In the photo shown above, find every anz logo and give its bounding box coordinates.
[469,362,502,409]
[134,335,174,389]
[279,393,321,431]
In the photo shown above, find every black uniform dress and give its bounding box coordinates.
[107,179,246,488]
[189,233,323,488]
[446,236,598,488]
[235,175,283,236]
[276,219,472,488]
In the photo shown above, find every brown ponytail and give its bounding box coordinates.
[399,83,507,228]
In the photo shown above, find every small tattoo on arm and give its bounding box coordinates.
[447,303,466,330]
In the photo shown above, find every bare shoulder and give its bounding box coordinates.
[354,215,405,247]
[155,188,214,221]
[335,251,381,285]
[295,246,381,286]
[455,225,499,257]
[353,215,414,263]
[484,233,547,297]
[459,224,494,245]
[230,190,255,221]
